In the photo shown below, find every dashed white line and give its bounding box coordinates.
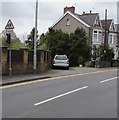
[34,86,88,106]
[100,76,118,84]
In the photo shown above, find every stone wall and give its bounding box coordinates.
[1,47,51,74]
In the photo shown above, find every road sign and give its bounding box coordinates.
[5,19,14,29]
[5,29,13,34]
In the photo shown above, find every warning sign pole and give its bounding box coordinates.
[5,19,14,76]
[9,36,12,76]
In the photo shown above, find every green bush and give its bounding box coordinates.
[84,61,92,67]
[78,56,85,65]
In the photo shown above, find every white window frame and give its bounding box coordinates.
[109,33,117,46]
[93,30,102,43]
[93,30,98,42]
[109,35,113,44]
[66,19,70,26]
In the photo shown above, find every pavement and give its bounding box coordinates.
[1,67,117,86]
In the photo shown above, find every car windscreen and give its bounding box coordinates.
[55,55,67,60]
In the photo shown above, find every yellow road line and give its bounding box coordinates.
[0,69,117,89]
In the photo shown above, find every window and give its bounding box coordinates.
[98,31,102,42]
[93,31,98,42]
[109,35,113,44]
[66,19,70,26]
[93,30,102,43]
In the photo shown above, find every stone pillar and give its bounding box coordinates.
[20,48,28,72]
[2,47,8,74]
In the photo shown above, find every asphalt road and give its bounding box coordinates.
[2,68,117,118]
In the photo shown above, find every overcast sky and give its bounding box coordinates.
[1,0,119,42]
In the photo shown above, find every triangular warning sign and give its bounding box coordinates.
[5,19,14,29]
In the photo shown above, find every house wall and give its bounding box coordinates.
[108,32,118,59]
[101,29,118,59]
[1,47,51,75]
[53,14,90,40]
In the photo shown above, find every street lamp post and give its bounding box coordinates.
[33,0,38,73]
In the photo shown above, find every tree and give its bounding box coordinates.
[40,28,71,58]
[40,27,91,66]
[69,27,91,66]
[0,30,26,49]
[25,27,39,50]
[39,33,48,50]
[92,44,114,62]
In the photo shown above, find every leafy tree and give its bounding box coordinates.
[92,44,114,62]
[0,30,26,49]
[40,28,71,58]
[25,27,39,50]
[69,27,91,66]
[39,33,48,50]
[40,27,91,66]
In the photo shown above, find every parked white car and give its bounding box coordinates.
[52,55,69,69]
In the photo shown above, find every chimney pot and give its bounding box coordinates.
[64,6,75,14]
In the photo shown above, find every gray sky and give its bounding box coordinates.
[1,0,118,42]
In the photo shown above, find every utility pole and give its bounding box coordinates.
[33,0,38,73]
[104,9,107,48]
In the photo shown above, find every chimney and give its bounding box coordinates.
[64,6,75,14]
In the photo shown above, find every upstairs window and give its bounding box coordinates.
[66,19,70,26]
[93,30,102,43]
[93,31,98,42]
[109,35,113,44]
[98,31,102,42]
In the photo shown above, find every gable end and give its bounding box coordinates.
[51,11,90,28]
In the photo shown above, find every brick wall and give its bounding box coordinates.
[1,47,51,74]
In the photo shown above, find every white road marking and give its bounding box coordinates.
[34,86,88,106]
[100,76,118,84]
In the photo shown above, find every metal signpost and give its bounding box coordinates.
[34,0,38,73]
[5,19,14,76]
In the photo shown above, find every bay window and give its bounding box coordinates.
[93,30,102,43]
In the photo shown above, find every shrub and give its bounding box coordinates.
[78,56,85,65]
[84,61,93,67]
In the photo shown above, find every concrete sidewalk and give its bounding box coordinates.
[1,67,117,85]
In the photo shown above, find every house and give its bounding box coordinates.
[51,6,118,59]
[101,19,118,59]
[115,24,119,58]
[51,6,103,48]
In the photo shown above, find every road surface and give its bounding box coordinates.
[2,68,117,118]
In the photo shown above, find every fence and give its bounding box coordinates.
[1,47,51,74]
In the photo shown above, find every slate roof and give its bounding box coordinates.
[76,13,98,27]
[101,19,113,31]
[52,10,101,29]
